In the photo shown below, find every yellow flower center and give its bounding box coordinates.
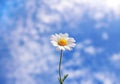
[58,38,68,46]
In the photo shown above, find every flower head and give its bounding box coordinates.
[50,33,76,51]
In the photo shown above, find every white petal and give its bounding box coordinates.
[68,43,76,47]
[59,33,69,39]
[56,47,61,51]
[51,35,57,39]
[58,46,65,51]
[51,35,56,38]
[56,34,61,39]
[59,33,63,36]
[64,46,71,50]
[68,38,76,43]
[62,33,69,38]
[51,37,58,42]
[55,33,59,37]
[51,41,58,46]
[64,33,69,37]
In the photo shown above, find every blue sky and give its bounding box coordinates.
[0,0,120,84]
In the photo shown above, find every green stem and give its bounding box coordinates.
[59,50,63,84]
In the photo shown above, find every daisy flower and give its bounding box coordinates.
[50,33,76,51]
[50,33,76,84]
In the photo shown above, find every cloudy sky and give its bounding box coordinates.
[0,0,120,84]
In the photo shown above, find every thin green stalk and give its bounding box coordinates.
[59,50,63,84]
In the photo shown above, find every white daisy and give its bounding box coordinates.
[50,33,76,51]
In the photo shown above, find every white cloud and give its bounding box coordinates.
[2,0,120,33]
[64,52,83,67]
[95,23,108,29]
[111,53,120,61]
[43,0,120,22]
[76,39,103,55]
[93,12,105,21]
[102,32,109,40]
[110,53,120,68]
[84,46,96,55]
[4,27,58,84]
[84,46,103,55]
[83,39,92,45]
[94,72,115,84]
[65,69,88,79]
[36,10,61,24]
[104,0,120,18]
[76,39,92,50]
[81,79,93,84]
[32,0,120,31]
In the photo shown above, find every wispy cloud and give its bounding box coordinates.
[110,53,120,68]
[84,46,103,55]
[102,32,109,40]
